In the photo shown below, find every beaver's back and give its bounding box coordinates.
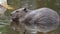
[23,8,59,32]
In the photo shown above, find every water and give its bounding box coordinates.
[1,0,60,34]
[43,32,47,34]
[25,29,37,34]
[21,0,37,10]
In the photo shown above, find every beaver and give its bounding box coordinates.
[10,8,30,34]
[20,8,59,33]
[10,7,59,34]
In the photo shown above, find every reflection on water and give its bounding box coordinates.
[0,14,20,34]
[0,15,9,34]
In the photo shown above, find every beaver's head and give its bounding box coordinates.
[10,8,29,22]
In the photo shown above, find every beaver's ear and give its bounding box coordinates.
[23,8,28,12]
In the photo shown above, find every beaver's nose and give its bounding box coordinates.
[12,18,15,21]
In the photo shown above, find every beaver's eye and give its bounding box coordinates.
[23,8,27,12]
